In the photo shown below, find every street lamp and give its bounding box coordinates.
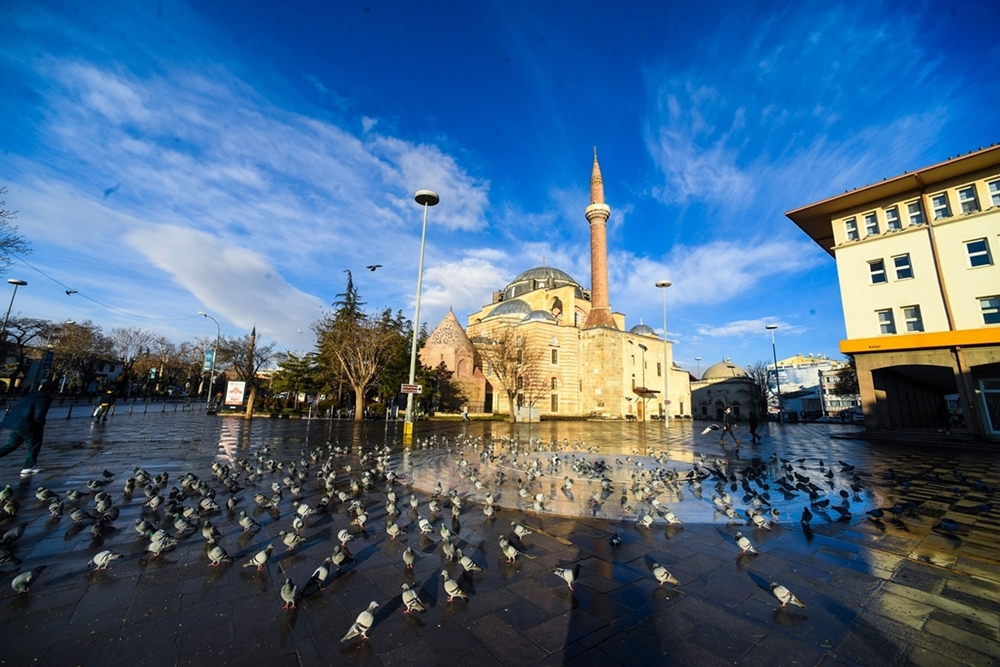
[404,189,440,438]
[766,324,783,424]
[199,311,221,409]
[0,279,27,350]
[694,357,702,378]
[655,280,671,427]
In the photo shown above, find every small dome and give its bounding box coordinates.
[503,266,583,300]
[485,298,533,319]
[702,361,748,380]
[525,310,557,323]
[629,323,657,336]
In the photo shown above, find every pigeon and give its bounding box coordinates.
[146,535,178,557]
[12,565,46,594]
[402,547,416,570]
[554,566,577,590]
[341,601,378,642]
[280,578,298,609]
[337,529,354,546]
[801,507,813,525]
[279,530,305,552]
[638,513,654,529]
[456,548,483,573]
[0,548,22,567]
[651,561,680,587]
[243,544,274,571]
[308,558,332,591]
[366,265,382,272]
[610,532,622,547]
[0,523,27,545]
[207,540,232,566]
[701,424,721,435]
[441,537,456,562]
[750,512,771,531]
[511,521,532,538]
[88,550,124,570]
[331,545,352,569]
[441,569,469,602]
[239,511,260,533]
[771,582,807,608]
[735,532,757,554]
[386,521,402,540]
[401,583,427,613]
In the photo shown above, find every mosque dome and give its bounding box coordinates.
[525,309,557,323]
[629,323,657,336]
[485,298,533,319]
[702,361,748,380]
[503,266,584,300]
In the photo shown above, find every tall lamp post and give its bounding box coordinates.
[198,311,221,410]
[404,189,440,440]
[694,357,702,378]
[766,324,783,424]
[655,280,671,426]
[0,279,27,348]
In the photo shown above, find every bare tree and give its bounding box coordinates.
[50,321,111,392]
[108,326,157,395]
[0,187,30,274]
[744,361,773,416]
[475,325,544,423]
[2,317,50,390]
[218,329,278,420]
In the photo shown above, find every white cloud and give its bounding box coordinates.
[696,318,805,338]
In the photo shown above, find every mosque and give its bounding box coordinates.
[420,151,692,420]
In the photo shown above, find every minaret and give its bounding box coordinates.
[583,148,617,329]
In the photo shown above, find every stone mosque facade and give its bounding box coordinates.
[420,151,692,420]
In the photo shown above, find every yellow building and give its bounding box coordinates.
[787,145,1000,439]
[422,151,691,420]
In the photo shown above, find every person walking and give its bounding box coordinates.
[93,389,115,421]
[748,411,761,443]
[719,406,741,446]
[0,381,56,476]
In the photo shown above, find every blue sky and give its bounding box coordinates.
[2,0,998,374]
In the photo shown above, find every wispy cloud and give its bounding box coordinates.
[696,318,804,338]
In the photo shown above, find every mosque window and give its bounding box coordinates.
[657,362,662,377]
[550,377,558,389]
[551,349,558,364]
[550,395,558,412]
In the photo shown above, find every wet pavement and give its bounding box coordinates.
[0,411,998,667]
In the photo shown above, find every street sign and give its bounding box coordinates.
[401,384,422,394]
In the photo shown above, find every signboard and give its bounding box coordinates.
[225,381,246,406]
[203,350,215,373]
[401,384,422,394]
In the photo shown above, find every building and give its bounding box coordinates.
[690,360,759,420]
[768,354,859,419]
[787,145,1000,439]
[422,150,692,420]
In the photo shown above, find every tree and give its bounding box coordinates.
[744,361,773,416]
[0,187,30,274]
[271,352,324,409]
[50,321,111,392]
[831,356,859,397]
[218,329,278,419]
[475,325,544,423]
[108,326,157,395]
[2,317,50,391]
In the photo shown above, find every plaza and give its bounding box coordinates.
[1,409,998,666]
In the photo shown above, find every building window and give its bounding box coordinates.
[550,377,558,390]
[980,296,1000,325]
[869,259,887,284]
[967,238,993,267]
[907,201,925,225]
[989,180,1000,207]
[877,309,896,335]
[931,193,951,220]
[551,349,558,364]
[550,394,558,412]
[864,212,879,236]
[885,207,901,231]
[958,186,980,214]
[657,362,662,377]
[844,218,859,241]
[893,254,913,280]
[902,305,924,332]
[631,354,635,365]
[516,376,523,390]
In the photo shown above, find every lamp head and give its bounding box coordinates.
[414,190,440,207]
[7,279,26,286]
[765,324,778,331]
[655,280,672,288]
[198,311,207,317]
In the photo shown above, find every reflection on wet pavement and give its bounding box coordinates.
[0,412,997,666]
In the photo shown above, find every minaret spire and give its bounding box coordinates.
[583,148,617,329]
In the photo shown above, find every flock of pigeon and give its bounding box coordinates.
[12,429,993,648]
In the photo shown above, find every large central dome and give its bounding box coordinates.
[503,266,583,300]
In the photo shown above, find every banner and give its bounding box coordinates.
[225,381,246,406]
[203,349,215,373]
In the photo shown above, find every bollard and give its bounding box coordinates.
[67,400,74,419]
[144,400,148,414]
[173,401,178,412]
[161,400,166,413]
[129,399,134,415]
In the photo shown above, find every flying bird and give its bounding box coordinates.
[66,290,78,295]
[366,265,382,271]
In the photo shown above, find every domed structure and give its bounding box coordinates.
[629,323,657,336]
[701,361,748,381]
[525,309,557,323]
[485,298,533,319]
[503,267,584,300]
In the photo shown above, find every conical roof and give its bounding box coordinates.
[425,309,475,352]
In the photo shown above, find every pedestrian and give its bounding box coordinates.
[0,381,56,476]
[748,411,761,443]
[936,401,951,434]
[719,406,741,446]
[93,389,115,421]
[462,406,469,421]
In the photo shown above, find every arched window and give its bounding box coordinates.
[550,377,558,390]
